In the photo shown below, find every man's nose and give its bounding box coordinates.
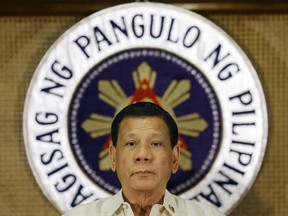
[135,145,152,162]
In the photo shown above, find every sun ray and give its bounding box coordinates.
[179,149,192,170]
[138,62,151,81]
[98,80,129,109]
[99,149,110,170]
[162,80,177,99]
[81,114,113,138]
[161,80,190,108]
[176,113,208,137]
[132,71,140,89]
[90,113,112,121]
[111,80,127,98]
[90,130,111,138]
[170,93,190,108]
[150,71,157,88]
[133,62,157,89]
[98,93,116,108]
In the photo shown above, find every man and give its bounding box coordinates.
[63,102,225,216]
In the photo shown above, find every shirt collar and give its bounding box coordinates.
[105,190,177,216]
[162,190,177,215]
[104,190,125,216]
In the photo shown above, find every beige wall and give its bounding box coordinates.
[0,12,287,215]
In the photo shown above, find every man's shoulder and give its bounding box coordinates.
[62,196,112,216]
[171,194,225,216]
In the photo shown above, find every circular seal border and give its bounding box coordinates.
[23,2,268,214]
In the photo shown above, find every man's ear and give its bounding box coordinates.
[109,143,116,172]
[172,144,180,174]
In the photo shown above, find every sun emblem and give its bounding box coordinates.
[81,62,208,171]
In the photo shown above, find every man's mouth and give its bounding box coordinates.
[132,170,154,176]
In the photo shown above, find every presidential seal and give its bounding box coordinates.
[23,3,268,214]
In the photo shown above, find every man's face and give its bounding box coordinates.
[109,116,179,194]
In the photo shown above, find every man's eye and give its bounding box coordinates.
[126,141,136,147]
[151,142,161,147]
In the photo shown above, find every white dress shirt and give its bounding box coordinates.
[62,190,225,216]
